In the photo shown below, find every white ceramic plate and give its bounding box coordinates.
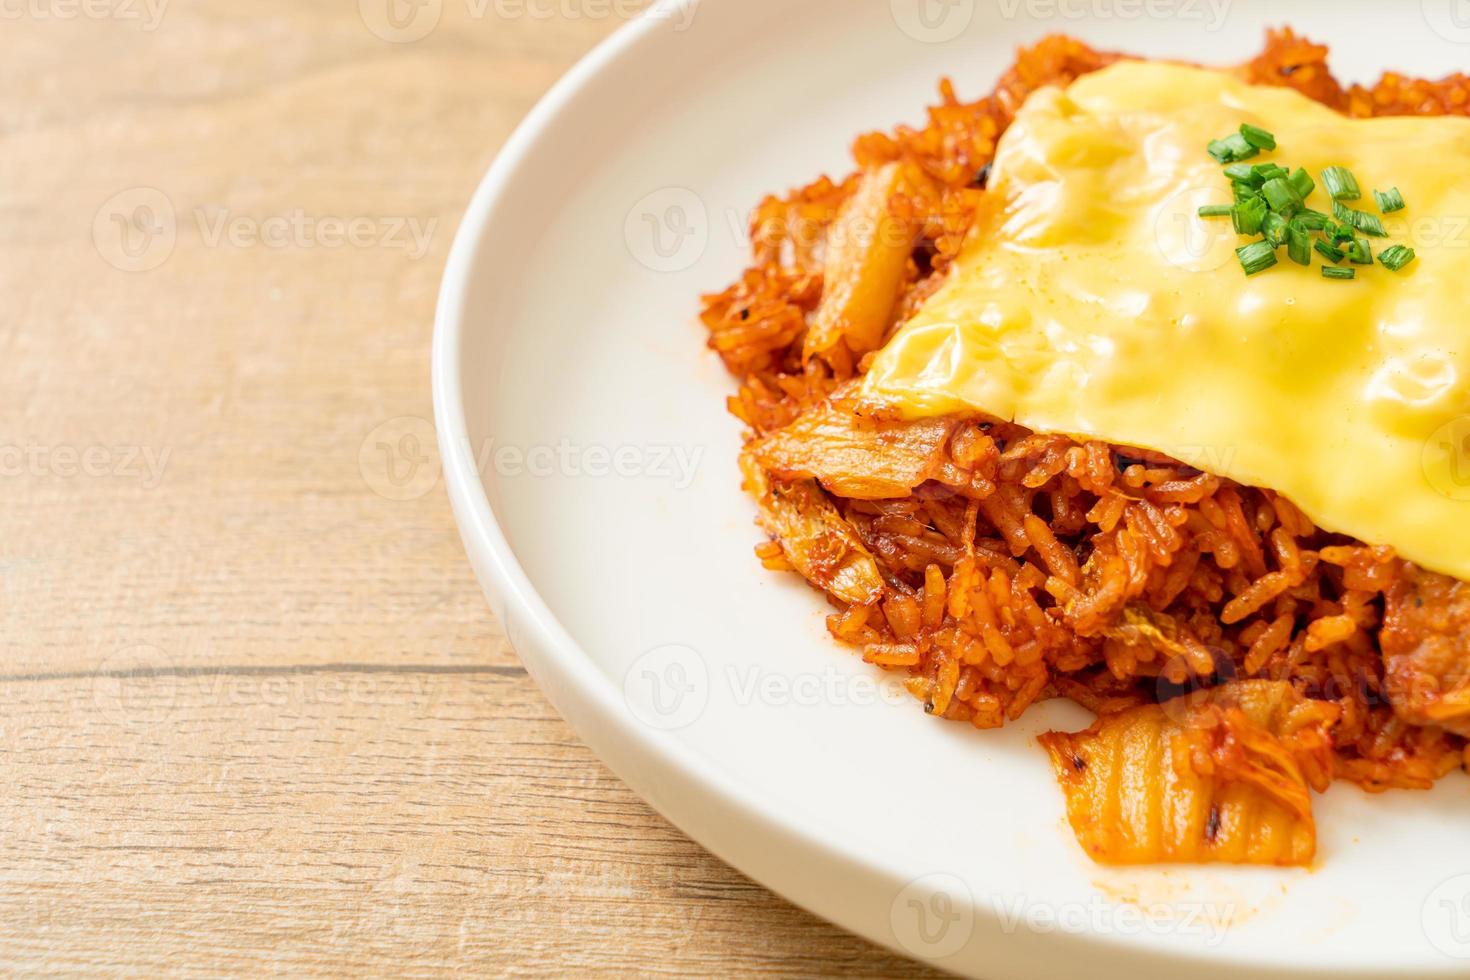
[434,2,1470,976]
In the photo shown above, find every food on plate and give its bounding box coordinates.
[1038,680,1336,865]
[700,31,1470,866]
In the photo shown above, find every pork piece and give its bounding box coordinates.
[1382,564,1470,737]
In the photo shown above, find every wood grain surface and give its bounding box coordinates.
[1,1,943,975]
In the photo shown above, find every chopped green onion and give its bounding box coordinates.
[1261,177,1302,214]
[1286,224,1311,266]
[1288,168,1316,200]
[1239,123,1277,151]
[1373,187,1406,213]
[1208,133,1259,163]
[1236,239,1278,276]
[1293,209,1330,231]
[1322,166,1361,200]
[1205,126,1418,281]
[1233,196,1267,236]
[1333,200,1387,237]
[1251,162,1288,183]
[1262,211,1289,247]
[1379,244,1416,271]
[1224,163,1260,184]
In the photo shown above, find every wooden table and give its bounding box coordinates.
[2,2,939,974]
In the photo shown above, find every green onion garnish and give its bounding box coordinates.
[1262,211,1289,247]
[1286,224,1311,266]
[1233,196,1267,236]
[1322,166,1361,200]
[1333,200,1387,237]
[1239,123,1277,151]
[1373,187,1406,213]
[1294,209,1329,231]
[1208,133,1259,163]
[1288,168,1316,200]
[1224,163,1260,184]
[1206,127,1415,280]
[1251,162,1288,183]
[1261,177,1302,214]
[1236,240,1278,276]
[1379,245,1416,271]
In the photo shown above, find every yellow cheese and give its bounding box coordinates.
[862,61,1470,581]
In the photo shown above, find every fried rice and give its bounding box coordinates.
[699,30,1470,865]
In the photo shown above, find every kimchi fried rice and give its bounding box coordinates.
[699,30,1470,866]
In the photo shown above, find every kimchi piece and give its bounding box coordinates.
[1039,681,1338,865]
[748,389,957,500]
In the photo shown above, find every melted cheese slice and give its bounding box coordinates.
[863,61,1470,581]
